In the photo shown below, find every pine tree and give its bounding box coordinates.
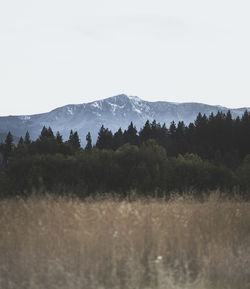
[39,126,55,140]
[195,113,205,128]
[18,136,24,148]
[69,130,74,144]
[96,125,113,150]
[176,121,187,154]
[113,128,124,150]
[157,123,168,148]
[47,127,55,139]
[68,130,80,149]
[40,126,48,139]
[56,131,63,144]
[139,120,151,143]
[4,131,14,157]
[73,132,81,149]
[169,121,177,136]
[24,131,31,145]
[150,120,157,138]
[123,122,138,145]
[85,132,92,151]
[176,121,185,135]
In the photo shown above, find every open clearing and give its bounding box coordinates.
[0,194,250,289]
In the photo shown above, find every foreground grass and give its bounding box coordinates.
[0,193,250,289]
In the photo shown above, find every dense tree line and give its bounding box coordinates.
[95,111,250,167]
[0,110,250,198]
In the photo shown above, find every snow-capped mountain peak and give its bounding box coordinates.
[0,94,249,144]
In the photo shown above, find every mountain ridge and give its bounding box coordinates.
[0,94,249,144]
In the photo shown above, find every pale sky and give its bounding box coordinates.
[0,0,250,116]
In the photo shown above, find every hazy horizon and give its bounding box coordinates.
[1,0,250,115]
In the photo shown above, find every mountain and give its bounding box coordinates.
[0,94,249,144]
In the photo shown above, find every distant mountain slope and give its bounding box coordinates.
[0,94,249,144]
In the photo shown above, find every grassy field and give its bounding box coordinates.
[0,193,250,289]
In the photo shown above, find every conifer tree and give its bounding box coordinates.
[150,120,157,137]
[68,130,80,149]
[40,126,48,139]
[47,127,55,139]
[169,121,177,136]
[158,123,168,147]
[24,131,31,145]
[195,112,204,128]
[18,136,24,148]
[123,122,138,145]
[85,132,92,151]
[139,120,151,143]
[4,131,14,158]
[39,126,55,140]
[73,132,81,149]
[69,130,74,144]
[56,132,63,144]
[113,128,124,150]
[96,125,113,150]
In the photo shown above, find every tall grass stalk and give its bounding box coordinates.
[0,193,249,289]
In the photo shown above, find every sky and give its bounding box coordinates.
[0,0,250,116]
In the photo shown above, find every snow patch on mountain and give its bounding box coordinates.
[19,116,31,121]
[1,94,250,146]
[91,102,101,109]
[128,95,142,102]
[108,102,125,114]
[67,108,74,115]
[132,105,142,114]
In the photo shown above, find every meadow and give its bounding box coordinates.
[0,193,250,289]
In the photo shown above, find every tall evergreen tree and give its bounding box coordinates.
[18,136,24,148]
[39,126,55,140]
[68,130,81,149]
[123,122,138,145]
[157,123,168,148]
[96,125,113,150]
[47,127,55,139]
[56,131,63,144]
[194,113,208,128]
[4,131,14,157]
[73,132,81,149]
[113,128,124,150]
[150,120,161,139]
[169,121,177,136]
[85,132,92,151]
[139,120,151,144]
[24,131,31,145]
[69,130,74,144]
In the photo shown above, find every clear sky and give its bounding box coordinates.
[0,0,250,116]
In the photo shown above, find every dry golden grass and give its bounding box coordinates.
[0,193,250,289]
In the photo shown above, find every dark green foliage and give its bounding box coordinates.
[18,136,24,148]
[123,122,139,146]
[85,132,92,151]
[56,132,63,144]
[139,120,151,143]
[68,130,81,149]
[1,111,250,198]
[5,132,14,155]
[0,141,240,199]
[113,128,123,150]
[40,126,55,140]
[96,125,113,150]
[0,132,15,169]
[24,131,31,145]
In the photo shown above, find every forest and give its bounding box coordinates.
[1,110,250,198]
